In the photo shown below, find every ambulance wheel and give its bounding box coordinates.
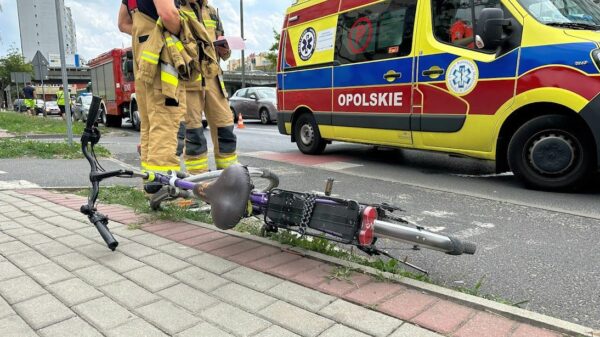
[294,113,326,155]
[131,103,141,131]
[508,115,595,191]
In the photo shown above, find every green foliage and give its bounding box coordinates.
[264,29,281,71]
[0,138,110,159]
[0,48,33,96]
[0,112,90,135]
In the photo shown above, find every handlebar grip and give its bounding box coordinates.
[93,220,119,251]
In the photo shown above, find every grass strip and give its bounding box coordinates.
[0,139,110,159]
[0,112,91,135]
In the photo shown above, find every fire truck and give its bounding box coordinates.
[88,48,140,130]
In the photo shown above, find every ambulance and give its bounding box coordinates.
[276,0,600,191]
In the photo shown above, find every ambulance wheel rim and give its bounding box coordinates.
[300,124,314,146]
[527,132,576,176]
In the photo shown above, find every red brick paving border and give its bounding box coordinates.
[16,190,567,337]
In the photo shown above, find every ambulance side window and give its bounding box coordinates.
[335,0,417,65]
[432,0,503,52]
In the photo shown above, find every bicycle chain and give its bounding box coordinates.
[299,193,316,235]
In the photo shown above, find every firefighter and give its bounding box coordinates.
[177,0,238,175]
[118,0,187,193]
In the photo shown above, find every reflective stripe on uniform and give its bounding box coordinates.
[203,19,217,28]
[185,157,209,171]
[216,155,238,169]
[141,162,181,174]
[141,51,159,65]
[195,74,203,82]
[165,36,184,52]
[181,9,197,20]
[161,63,179,87]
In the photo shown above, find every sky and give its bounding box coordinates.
[0,0,291,62]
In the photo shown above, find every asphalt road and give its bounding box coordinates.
[2,119,599,327]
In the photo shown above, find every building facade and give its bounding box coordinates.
[17,0,78,63]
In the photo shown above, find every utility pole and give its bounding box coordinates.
[240,0,246,88]
[55,0,73,145]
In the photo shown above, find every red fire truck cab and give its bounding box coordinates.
[88,48,140,130]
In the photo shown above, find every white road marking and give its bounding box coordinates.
[452,227,488,240]
[0,180,41,190]
[472,221,495,229]
[0,170,6,174]
[313,161,363,171]
[422,210,456,218]
[242,151,278,158]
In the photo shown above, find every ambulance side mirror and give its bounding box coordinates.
[476,8,511,51]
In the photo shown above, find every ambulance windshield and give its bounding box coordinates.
[519,0,600,27]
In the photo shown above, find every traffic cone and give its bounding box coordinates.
[237,113,246,129]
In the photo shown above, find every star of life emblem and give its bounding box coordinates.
[298,28,317,61]
[446,59,479,96]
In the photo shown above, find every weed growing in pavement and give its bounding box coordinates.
[327,266,355,283]
[454,277,530,308]
[0,139,110,159]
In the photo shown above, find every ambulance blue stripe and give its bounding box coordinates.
[519,42,598,75]
[281,68,332,90]
[333,58,413,87]
[277,74,284,90]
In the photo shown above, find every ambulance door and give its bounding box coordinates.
[413,0,522,152]
[332,0,418,146]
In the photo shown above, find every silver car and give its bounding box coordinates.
[229,87,278,125]
[73,95,93,122]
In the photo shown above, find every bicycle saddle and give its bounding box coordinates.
[193,164,251,230]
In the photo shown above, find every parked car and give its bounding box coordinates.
[44,101,61,116]
[229,87,278,125]
[12,99,27,112]
[73,94,93,122]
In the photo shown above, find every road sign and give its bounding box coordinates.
[10,72,32,84]
[32,51,49,81]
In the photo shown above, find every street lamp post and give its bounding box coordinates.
[240,0,246,88]
[55,0,73,145]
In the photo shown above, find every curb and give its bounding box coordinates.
[182,218,595,337]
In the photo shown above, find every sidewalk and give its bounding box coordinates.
[0,190,586,337]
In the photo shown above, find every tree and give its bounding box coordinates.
[265,29,281,72]
[0,48,34,99]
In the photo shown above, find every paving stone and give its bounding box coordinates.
[13,293,75,330]
[48,278,104,307]
[3,227,37,237]
[100,279,160,309]
[254,325,301,337]
[228,244,281,264]
[343,281,405,306]
[176,322,234,337]
[248,252,303,272]
[98,252,145,273]
[130,233,174,247]
[109,226,147,238]
[0,314,39,337]
[212,283,276,312]
[291,264,334,288]
[38,317,104,337]
[7,249,51,268]
[202,302,271,336]
[259,301,333,337]
[17,233,54,246]
[123,266,179,292]
[140,253,191,274]
[158,242,202,259]
[73,296,138,331]
[0,296,14,319]
[26,262,73,286]
[199,239,262,259]
[173,266,230,292]
[511,324,562,337]
[412,300,474,335]
[319,324,372,337]
[57,234,95,248]
[53,252,96,271]
[46,216,88,230]
[269,258,324,279]
[319,299,402,337]
[194,236,244,252]
[152,224,202,237]
[0,275,47,304]
[74,264,126,287]
[317,273,372,297]
[0,220,22,231]
[118,242,159,259]
[0,260,25,281]
[222,266,284,292]
[159,283,219,313]
[106,318,169,337]
[267,281,335,312]
[34,240,74,257]
[389,324,444,337]
[179,231,227,247]
[38,226,73,239]
[379,290,439,320]
[136,300,201,335]
[0,240,31,255]
[453,312,515,337]
[187,253,239,275]
[76,243,114,260]
[0,232,15,244]
[164,227,214,242]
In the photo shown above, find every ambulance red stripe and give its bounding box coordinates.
[286,0,341,27]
